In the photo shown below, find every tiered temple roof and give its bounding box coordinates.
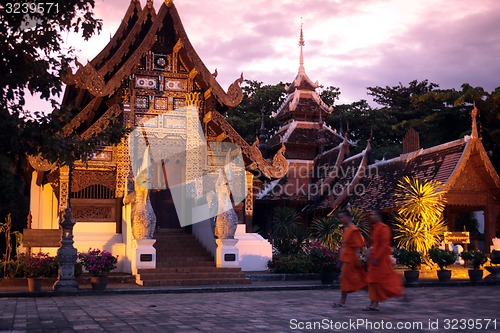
[56,0,287,180]
[263,25,345,160]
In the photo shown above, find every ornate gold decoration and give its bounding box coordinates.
[155,97,169,110]
[185,106,205,198]
[27,154,56,172]
[62,99,98,136]
[59,166,70,213]
[173,39,183,53]
[245,171,254,216]
[205,111,288,179]
[81,104,122,140]
[73,61,110,96]
[446,139,500,193]
[71,170,116,194]
[165,0,173,7]
[72,206,113,220]
[210,73,244,108]
[71,4,165,98]
[122,88,131,104]
[185,92,202,109]
[471,104,479,139]
[115,138,130,198]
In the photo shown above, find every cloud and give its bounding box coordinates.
[23,0,500,113]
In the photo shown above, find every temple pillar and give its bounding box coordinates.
[485,199,499,253]
[184,93,205,226]
[58,166,70,213]
[244,171,254,233]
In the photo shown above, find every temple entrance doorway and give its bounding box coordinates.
[151,189,181,229]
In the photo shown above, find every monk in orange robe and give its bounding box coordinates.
[332,209,367,308]
[364,210,403,311]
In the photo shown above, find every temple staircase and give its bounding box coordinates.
[136,229,251,286]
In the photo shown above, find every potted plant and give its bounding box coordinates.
[394,248,422,283]
[78,248,118,290]
[18,252,55,292]
[429,248,457,282]
[308,242,340,284]
[460,250,488,282]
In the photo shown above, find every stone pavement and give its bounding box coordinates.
[0,284,498,332]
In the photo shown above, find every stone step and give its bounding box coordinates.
[154,248,211,254]
[156,250,212,258]
[137,271,247,280]
[156,254,214,262]
[155,261,215,268]
[140,277,251,287]
[137,267,241,274]
[135,231,250,287]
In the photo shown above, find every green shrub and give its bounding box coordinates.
[268,254,316,274]
[460,250,488,270]
[394,248,422,270]
[429,248,457,270]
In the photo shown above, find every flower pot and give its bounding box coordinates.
[403,270,420,283]
[437,269,451,282]
[467,269,483,282]
[27,277,43,292]
[320,270,338,284]
[90,275,108,290]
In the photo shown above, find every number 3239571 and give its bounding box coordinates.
[4,2,59,15]
[443,319,497,330]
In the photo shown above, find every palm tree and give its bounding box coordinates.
[393,176,448,261]
[309,216,342,250]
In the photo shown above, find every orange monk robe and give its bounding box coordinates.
[339,225,367,292]
[366,222,403,302]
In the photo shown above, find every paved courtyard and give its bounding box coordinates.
[0,285,498,332]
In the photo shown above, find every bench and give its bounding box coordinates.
[22,229,61,248]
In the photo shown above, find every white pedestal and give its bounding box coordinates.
[216,238,239,268]
[235,224,273,271]
[131,238,156,275]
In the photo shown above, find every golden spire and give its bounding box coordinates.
[471,102,479,139]
[298,21,305,73]
[147,0,153,8]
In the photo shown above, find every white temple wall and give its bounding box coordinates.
[192,219,216,256]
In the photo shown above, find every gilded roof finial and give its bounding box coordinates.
[147,0,153,8]
[471,102,479,139]
[298,19,305,73]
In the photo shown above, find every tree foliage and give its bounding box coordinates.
[225,80,286,144]
[0,0,127,167]
[0,1,131,234]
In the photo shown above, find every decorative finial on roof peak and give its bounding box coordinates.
[299,21,305,47]
[298,20,305,72]
[147,0,153,8]
[165,0,173,6]
[471,102,479,139]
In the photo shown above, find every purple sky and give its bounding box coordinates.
[26,0,500,112]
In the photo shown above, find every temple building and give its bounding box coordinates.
[27,0,287,285]
[346,108,500,251]
[254,31,500,252]
[26,0,500,288]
